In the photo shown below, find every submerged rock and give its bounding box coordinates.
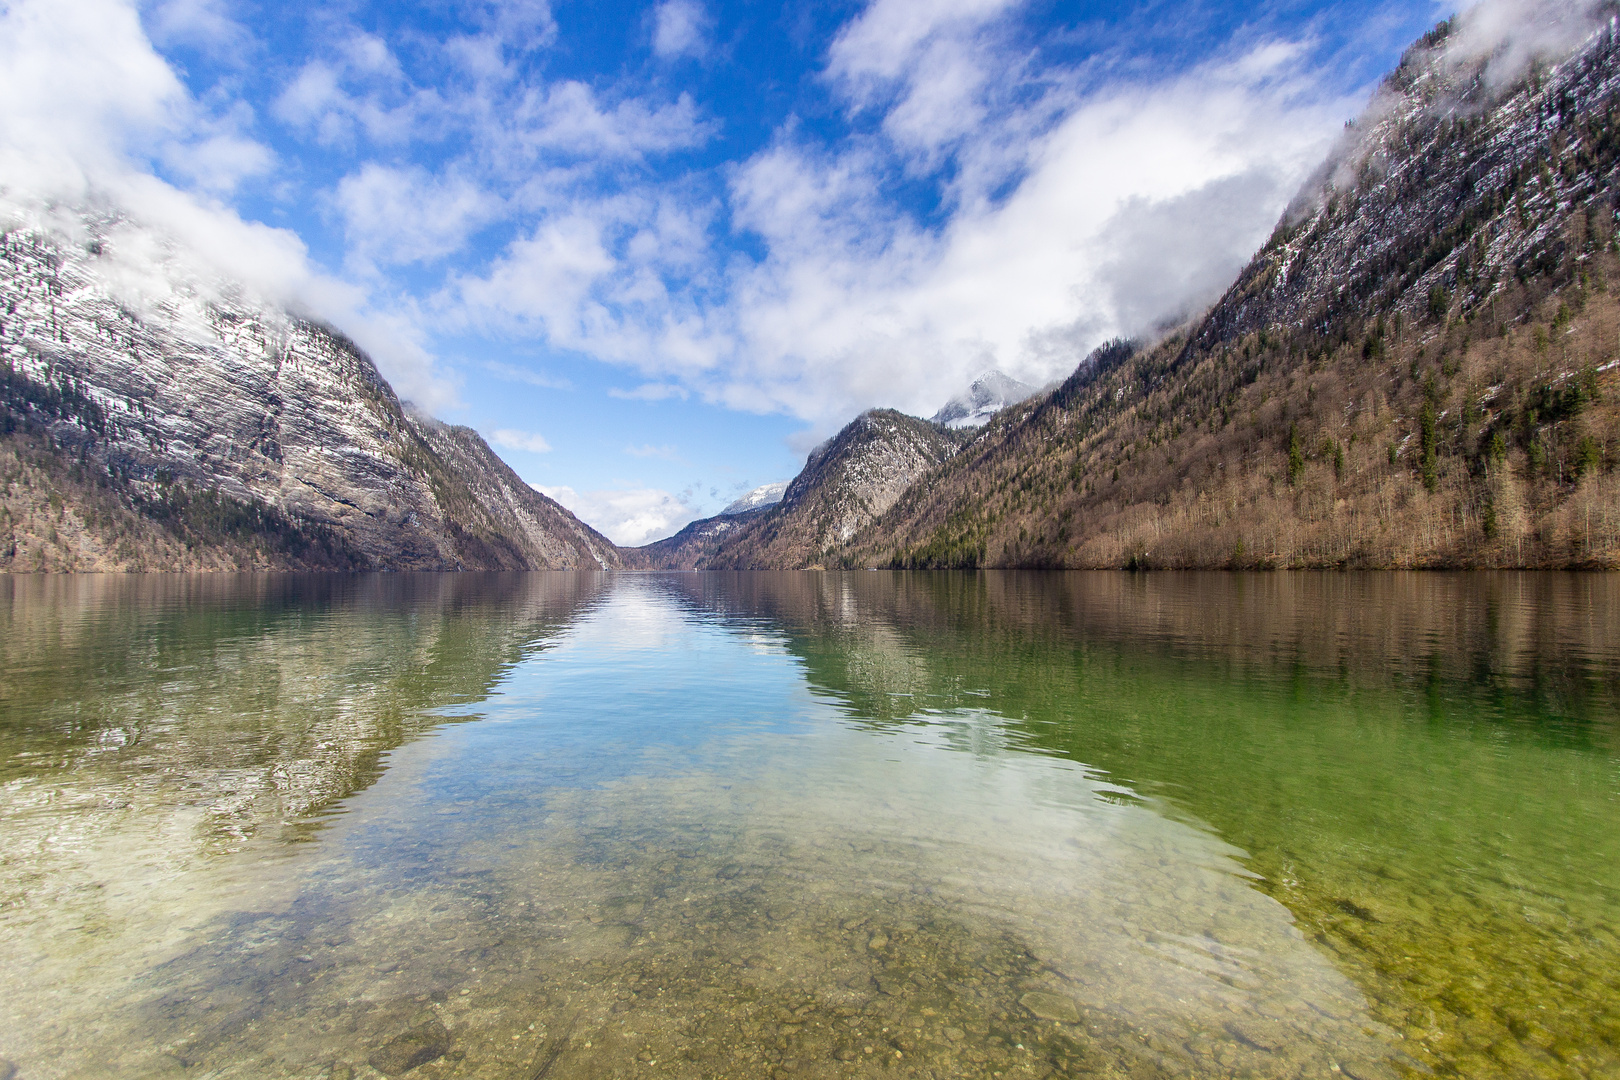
[1019,991,1081,1024]
[367,1018,452,1075]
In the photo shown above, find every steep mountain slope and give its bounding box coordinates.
[843,16,1620,570]
[633,409,966,569]
[0,206,618,572]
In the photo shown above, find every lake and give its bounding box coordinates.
[0,571,1616,1080]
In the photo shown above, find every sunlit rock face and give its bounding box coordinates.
[694,409,968,567]
[0,205,619,570]
[631,410,963,569]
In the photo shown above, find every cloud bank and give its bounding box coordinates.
[450,4,1359,430]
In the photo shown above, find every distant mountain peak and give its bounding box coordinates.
[720,481,788,515]
[930,371,1037,429]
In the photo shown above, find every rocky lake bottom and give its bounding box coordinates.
[0,571,1615,1080]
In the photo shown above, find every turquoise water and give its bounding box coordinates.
[0,571,1615,1080]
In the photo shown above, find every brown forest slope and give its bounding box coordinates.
[841,18,1620,571]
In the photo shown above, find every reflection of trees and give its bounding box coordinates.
[662,569,1620,745]
[663,569,1620,1080]
[0,572,610,850]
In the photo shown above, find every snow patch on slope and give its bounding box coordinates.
[721,481,788,516]
[931,371,1037,429]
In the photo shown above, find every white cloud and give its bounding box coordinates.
[158,101,274,193]
[0,0,186,189]
[507,82,716,160]
[482,360,573,390]
[144,0,253,61]
[826,0,1025,163]
[536,484,699,546]
[334,163,500,269]
[828,0,1018,89]
[1444,0,1610,90]
[653,0,709,60]
[272,38,436,147]
[491,428,554,453]
[451,31,1353,432]
[468,0,557,51]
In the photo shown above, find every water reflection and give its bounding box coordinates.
[0,572,609,1078]
[0,571,1615,1080]
[668,571,1620,1079]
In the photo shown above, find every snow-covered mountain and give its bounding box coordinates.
[929,371,1038,428]
[720,481,788,515]
[0,201,619,571]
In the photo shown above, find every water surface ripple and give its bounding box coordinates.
[0,571,1615,1080]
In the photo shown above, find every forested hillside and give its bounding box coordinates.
[843,18,1620,570]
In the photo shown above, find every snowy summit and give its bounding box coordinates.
[930,372,1038,429]
[720,482,789,516]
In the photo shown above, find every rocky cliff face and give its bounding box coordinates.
[0,205,618,572]
[1202,15,1620,348]
[633,409,965,569]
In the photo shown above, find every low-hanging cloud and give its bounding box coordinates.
[1444,0,1613,89]
[0,0,458,411]
[537,484,700,547]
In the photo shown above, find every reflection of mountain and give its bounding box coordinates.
[0,572,607,923]
[662,569,1620,1080]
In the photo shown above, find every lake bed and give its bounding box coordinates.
[0,571,1615,1080]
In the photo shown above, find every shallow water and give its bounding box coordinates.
[0,571,1616,1080]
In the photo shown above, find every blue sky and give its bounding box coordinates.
[1,0,1453,543]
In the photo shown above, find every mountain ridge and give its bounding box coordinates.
[843,15,1620,571]
[0,206,619,572]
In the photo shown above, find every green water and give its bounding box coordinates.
[0,572,1615,1080]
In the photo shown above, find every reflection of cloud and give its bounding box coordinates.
[536,484,700,546]
[491,428,553,453]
